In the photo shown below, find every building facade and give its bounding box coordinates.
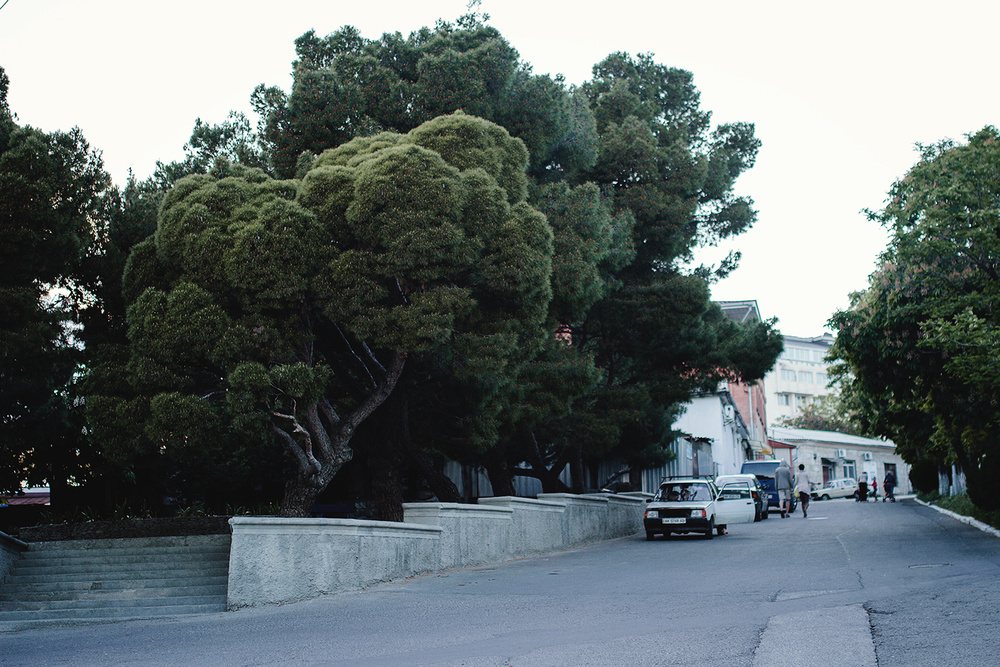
[768,426,911,495]
[764,333,836,426]
[718,301,770,457]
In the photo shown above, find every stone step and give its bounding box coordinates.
[24,534,229,551]
[5,576,228,595]
[19,544,230,561]
[3,582,229,602]
[12,550,230,571]
[5,563,229,582]
[0,593,227,613]
[0,601,227,622]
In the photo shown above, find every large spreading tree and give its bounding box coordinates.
[88,112,553,517]
[67,15,782,517]
[829,126,1000,509]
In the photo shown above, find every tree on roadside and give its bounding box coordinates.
[829,127,1000,509]
[0,67,112,499]
[777,392,863,436]
[87,112,553,517]
[516,52,780,492]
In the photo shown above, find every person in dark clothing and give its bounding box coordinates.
[857,473,869,502]
[883,470,897,502]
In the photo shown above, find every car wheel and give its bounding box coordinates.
[646,531,655,541]
[704,518,714,540]
[762,506,768,520]
[821,494,830,501]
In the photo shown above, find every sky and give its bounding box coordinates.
[1,0,997,336]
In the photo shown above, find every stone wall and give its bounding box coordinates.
[228,494,645,609]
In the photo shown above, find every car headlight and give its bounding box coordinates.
[690,509,706,518]
[646,510,659,519]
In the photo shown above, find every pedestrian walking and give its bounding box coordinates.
[857,472,869,502]
[883,470,897,502]
[870,477,878,501]
[795,464,811,518]
[776,460,794,518]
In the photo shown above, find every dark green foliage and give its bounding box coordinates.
[256,16,596,182]
[830,127,1000,510]
[0,68,111,495]
[90,113,553,516]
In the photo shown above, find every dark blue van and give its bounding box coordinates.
[740,459,797,512]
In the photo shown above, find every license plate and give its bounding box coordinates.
[662,518,686,524]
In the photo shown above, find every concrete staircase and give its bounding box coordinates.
[0,534,230,630]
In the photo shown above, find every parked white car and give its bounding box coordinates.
[716,473,769,521]
[810,477,858,500]
[644,477,756,540]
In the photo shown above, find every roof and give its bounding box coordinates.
[769,425,895,449]
[717,300,762,325]
[782,333,834,347]
[1,490,50,506]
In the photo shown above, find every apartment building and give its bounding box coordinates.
[764,333,835,426]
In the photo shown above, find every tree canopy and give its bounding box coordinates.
[4,16,782,519]
[0,67,111,497]
[829,126,1000,509]
[88,112,553,516]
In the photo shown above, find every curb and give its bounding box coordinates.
[914,498,1000,538]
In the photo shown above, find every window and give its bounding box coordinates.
[815,372,827,385]
[777,394,791,406]
[781,369,797,382]
[843,462,857,480]
[798,371,814,383]
[795,395,809,407]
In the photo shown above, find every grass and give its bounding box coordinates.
[918,492,1000,531]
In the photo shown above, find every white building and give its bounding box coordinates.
[769,425,911,494]
[635,386,751,492]
[764,333,836,426]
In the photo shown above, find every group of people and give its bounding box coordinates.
[858,470,897,502]
[775,461,898,518]
[775,461,812,518]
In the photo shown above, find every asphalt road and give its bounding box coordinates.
[3,497,998,666]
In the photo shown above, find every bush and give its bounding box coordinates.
[931,493,1000,531]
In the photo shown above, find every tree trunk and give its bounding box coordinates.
[396,397,463,503]
[403,442,463,502]
[275,352,406,518]
[569,443,586,494]
[523,429,570,493]
[280,476,326,517]
[483,444,516,497]
[370,436,405,522]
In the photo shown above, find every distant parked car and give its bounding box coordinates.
[740,460,797,514]
[811,478,858,500]
[716,473,769,521]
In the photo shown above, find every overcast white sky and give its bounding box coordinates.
[2,1,997,336]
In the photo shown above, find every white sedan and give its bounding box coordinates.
[644,478,756,540]
[810,477,858,500]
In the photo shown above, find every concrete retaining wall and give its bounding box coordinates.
[402,502,512,570]
[228,494,645,609]
[227,517,442,610]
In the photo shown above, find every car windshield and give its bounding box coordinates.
[656,482,712,502]
[741,461,779,475]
